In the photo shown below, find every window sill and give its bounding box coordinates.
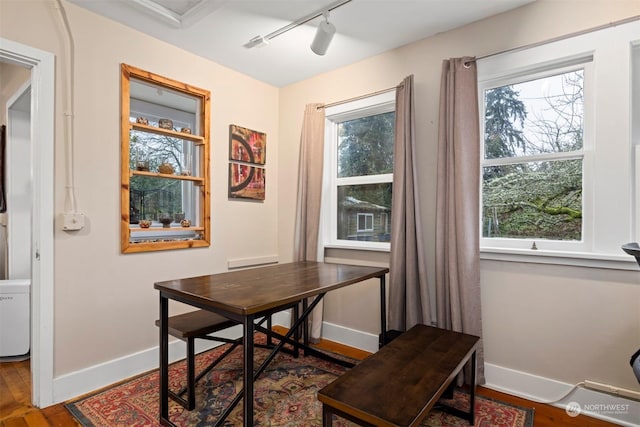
[480,247,638,271]
[324,243,390,253]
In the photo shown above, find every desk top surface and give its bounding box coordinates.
[154,261,388,316]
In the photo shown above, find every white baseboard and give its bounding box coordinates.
[485,363,640,426]
[320,322,379,353]
[273,310,379,353]
[52,324,244,404]
[51,313,362,404]
[57,313,638,427]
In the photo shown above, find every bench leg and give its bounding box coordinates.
[186,337,196,410]
[322,405,333,427]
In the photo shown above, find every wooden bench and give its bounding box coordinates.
[317,324,480,427]
[155,310,239,410]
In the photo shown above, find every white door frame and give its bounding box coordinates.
[1,37,55,407]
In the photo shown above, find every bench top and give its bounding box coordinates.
[317,324,479,427]
[155,310,237,338]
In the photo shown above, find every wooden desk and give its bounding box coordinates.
[154,261,389,427]
[318,324,480,426]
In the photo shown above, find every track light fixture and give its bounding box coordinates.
[310,11,336,55]
[244,0,352,55]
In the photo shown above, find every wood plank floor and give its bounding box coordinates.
[1,331,620,427]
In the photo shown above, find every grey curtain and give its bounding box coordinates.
[435,57,485,384]
[294,103,325,342]
[389,75,431,332]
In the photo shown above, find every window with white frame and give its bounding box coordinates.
[481,66,586,244]
[478,20,640,263]
[323,91,395,249]
[357,213,374,232]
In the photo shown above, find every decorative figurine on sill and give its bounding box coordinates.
[139,219,151,228]
[180,127,192,134]
[180,219,191,227]
[158,118,173,130]
[136,117,148,125]
[158,162,174,175]
[159,215,172,228]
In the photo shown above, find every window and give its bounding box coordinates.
[129,97,198,236]
[323,91,395,249]
[357,213,374,232]
[481,67,585,245]
[120,64,210,253]
[477,20,640,265]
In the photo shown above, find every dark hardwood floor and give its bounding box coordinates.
[0,330,620,426]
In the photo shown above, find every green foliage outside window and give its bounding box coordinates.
[338,112,394,179]
[335,111,394,242]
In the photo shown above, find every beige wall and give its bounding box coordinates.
[1,0,279,376]
[482,261,639,389]
[278,0,640,392]
[1,0,639,399]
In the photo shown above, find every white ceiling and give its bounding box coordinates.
[68,0,534,87]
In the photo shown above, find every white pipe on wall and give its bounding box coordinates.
[53,0,77,214]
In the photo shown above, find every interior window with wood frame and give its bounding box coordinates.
[120,64,210,253]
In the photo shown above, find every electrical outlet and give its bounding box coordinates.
[62,212,85,231]
[584,380,640,401]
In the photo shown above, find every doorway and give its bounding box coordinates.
[0,38,55,408]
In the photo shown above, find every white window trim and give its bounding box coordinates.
[321,91,395,251]
[477,19,640,270]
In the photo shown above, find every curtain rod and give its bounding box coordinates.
[317,84,403,110]
[466,14,640,66]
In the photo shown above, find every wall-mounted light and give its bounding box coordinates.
[244,0,351,55]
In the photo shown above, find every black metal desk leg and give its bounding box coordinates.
[293,303,300,357]
[302,298,309,355]
[379,274,387,347]
[186,337,196,410]
[159,294,171,426]
[469,350,477,425]
[243,315,255,427]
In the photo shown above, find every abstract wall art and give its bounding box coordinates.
[228,125,266,200]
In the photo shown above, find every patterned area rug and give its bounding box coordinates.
[66,337,534,427]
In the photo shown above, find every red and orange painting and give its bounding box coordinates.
[228,163,265,200]
[229,124,266,165]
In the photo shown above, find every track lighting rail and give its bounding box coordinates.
[244,0,352,50]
